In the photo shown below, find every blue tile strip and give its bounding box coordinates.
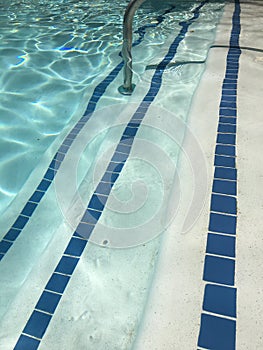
[14,2,208,348]
[0,6,176,263]
[197,1,241,349]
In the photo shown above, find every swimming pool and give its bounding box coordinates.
[0,0,240,348]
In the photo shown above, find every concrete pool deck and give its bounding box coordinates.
[135,1,263,349]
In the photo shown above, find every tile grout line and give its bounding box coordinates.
[197,0,241,349]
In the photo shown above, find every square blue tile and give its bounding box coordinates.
[111,151,129,163]
[123,126,138,137]
[229,47,241,53]
[65,128,77,140]
[209,212,236,235]
[143,95,155,102]
[84,106,95,115]
[55,256,79,275]
[206,233,235,257]
[151,75,161,84]
[23,310,51,339]
[223,78,236,84]
[45,273,70,294]
[131,112,144,121]
[4,228,21,241]
[55,152,65,162]
[78,115,88,124]
[58,144,70,154]
[147,86,159,96]
[21,202,38,217]
[203,284,236,317]
[88,194,107,212]
[87,208,102,221]
[225,66,238,73]
[220,101,236,109]
[222,89,237,96]
[136,105,149,114]
[101,171,119,184]
[213,179,237,195]
[221,95,236,102]
[86,101,96,111]
[12,215,29,229]
[29,191,45,203]
[0,240,12,254]
[211,194,236,214]
[225,67,238,74]
[90,95,99,103]
[203,255,235,285]
[94,182,112,196]
[37,179,52,192]
[82,208,102,224]
[229,42,239,49]
[218,123,236,134]
[215,145,235,156]
[231,43,240,52]
[119,137,134,146]
[227,54,239,60]
[219,117,236,125]
[14,334,40,350]
[214,167,237,181]
[106,162,124,173]
[75,222,94,240]
[64,237,87,257]
[198,313,236,350]
[229,47,241,55]
[214,155,235,168]
[227,57,239,62]
[72,123,83,131]
[224,74,237,81]
[115,144,131,155]
[92,90,103,98]
[62,139,74,147]
[49,159,60,171]
[217,133,236,145]
[68,127,79,135]
[73,232,86,239]
[92,89,102,98]
[226,63,239,70]
[219,108,237,117]
[225,63,238,69]
[36,291,62,314]
[231,32,240,38]
[127,122,140,128]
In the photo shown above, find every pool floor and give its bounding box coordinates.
[0,0,263,349]
[135,1,263,349]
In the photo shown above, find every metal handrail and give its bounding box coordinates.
[118,0,147,95]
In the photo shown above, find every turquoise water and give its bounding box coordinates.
[0,0,178,211]
[0,1,226,349]
[0,0,223,214]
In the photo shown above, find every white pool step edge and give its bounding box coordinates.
[134,1,263,349]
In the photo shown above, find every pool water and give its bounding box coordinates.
[0,0,226,349]
[0,0,223,213]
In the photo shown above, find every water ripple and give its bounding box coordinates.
[0,0,225,213]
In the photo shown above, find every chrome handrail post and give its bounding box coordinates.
[118,0,147,95]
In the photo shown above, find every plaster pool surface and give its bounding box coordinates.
[1,0,263,349]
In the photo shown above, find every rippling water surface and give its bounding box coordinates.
[0,0,224,213]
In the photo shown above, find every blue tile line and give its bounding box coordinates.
[0,6,176,263]
[13,2,208,348]
[197,1,241,349]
